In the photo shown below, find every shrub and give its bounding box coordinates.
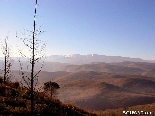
[3,97,26,108]
[0,103,6,111]
[18,99,27,108]
[0,77,3,83]
[21,87,31,100]
[4,97,19,107]
[0,85,5,96]
[0,110,11,115]
[108,112,118,116]
[10,89,19,98]
[10,107,30,116]
[12,82,20,89]
[9,82,20,89]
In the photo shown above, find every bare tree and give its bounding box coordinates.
[0,36,14,83]
[16,0,46,115]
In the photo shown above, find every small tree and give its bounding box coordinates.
[44,81,60,98]
[1,36,14,83]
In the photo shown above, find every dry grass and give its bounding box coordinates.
[95,103,155,116]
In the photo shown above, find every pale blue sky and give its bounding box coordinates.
[0,0,155,60]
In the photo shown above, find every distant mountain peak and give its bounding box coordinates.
[64,54,81,58]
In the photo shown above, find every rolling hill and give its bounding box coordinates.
[142,69,155,77]
[63,63,145,74]
[54,71,155,111]
[120,77,155,93]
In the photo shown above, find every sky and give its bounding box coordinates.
[0,0,155,60]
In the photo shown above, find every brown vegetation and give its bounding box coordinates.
[0,81,97,116]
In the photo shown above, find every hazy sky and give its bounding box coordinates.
[0,0,155,60]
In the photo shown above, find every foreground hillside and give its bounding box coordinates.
[0,81,97,116]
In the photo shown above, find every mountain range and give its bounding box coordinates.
[46,54,152,64]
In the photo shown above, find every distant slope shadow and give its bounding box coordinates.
[75,82,155,111]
